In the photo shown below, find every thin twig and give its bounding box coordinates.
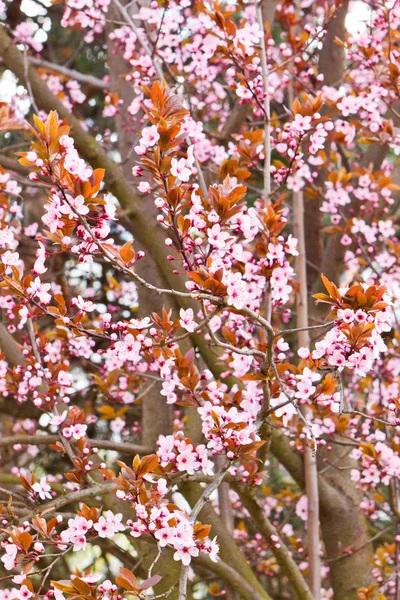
[255,0,271,204]
[178,462,230,600]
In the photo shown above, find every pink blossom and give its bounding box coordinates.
[226,272,247,310]
[292,113,312,134]
[33,242,47,275]
[60,516,93,551]
[207,224,230,249]
[171,158,191,182]
[1,251,19,266]
[64,150,93,181]
[73,295,96,312]
[114,333,141,362]
[0,227,13,247]
[270,393,297,427]
[66,424,87,440]
[295,496,308,521]
[160,380,177,404]
[140,125,160,147]
[58,371,73,387]
[27,277,52,305]
[93,511,125,537]
[1,544,18,570]
[173,545,199,565]
[32,476,52,500]
[179,308,196,332]
[138,181,151,193]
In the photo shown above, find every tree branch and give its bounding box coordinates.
[178,462,230,600]
[237,489,314,600]
[26,56,110,90]
[0,433,153,455]
[293,190,321,598]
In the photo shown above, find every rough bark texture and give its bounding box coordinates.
[318,445,375,599]
[270,427,375,596]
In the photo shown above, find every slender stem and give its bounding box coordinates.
[293,190,321,599]
[27,57,109,90]
[255,0,271,204]
[274,322,332,337]
[215,454,234,535]
[27,319,78,468]
[0,433,152,455]
[178,462,230,600]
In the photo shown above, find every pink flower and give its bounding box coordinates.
[70,424,87,440]
[0,227,13,247]
[176,446,200,475]
[132,166,143,177]
[33,242,47,275]
[50,410,67,426]
[160,380,177,404]
[60,516,93,551]
[19,306,29,328]
[157,478,168,495]
[355,309,367,323]
[138,181,151,193]
[202,537,219,562]
[64,150,92,181]
[135,145,147,156]
[42,195,63,233]
[32,476,52,500]
[337,308,355,324]
[173,544,199,565]
[1,543,18,570]
[292,113,312,134]
[171,158,191,182]
[94,511,125,537]
[59,135,74,149]
[15,21,43,52]
[298,347,310,359]
[1,250,19,266]
[26,152,37,163]
[267,243,285,262]
[66,194,89,216]
[295,368,321,401]
[157,435,176,465]
[27,277,52,305]
[58,370,73,387]
[270,393,297,427]
[226,272,247,310]
[17,585,33,600]
[285,235,298,256]
[337,95,359,117]
[179,308,196,332]
[140,125,160,147]
[73,295,96,312]
[114,333,141,362]
[295,496,308,521]
[207,224,230,249]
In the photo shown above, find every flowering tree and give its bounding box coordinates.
[0,0,399,599]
